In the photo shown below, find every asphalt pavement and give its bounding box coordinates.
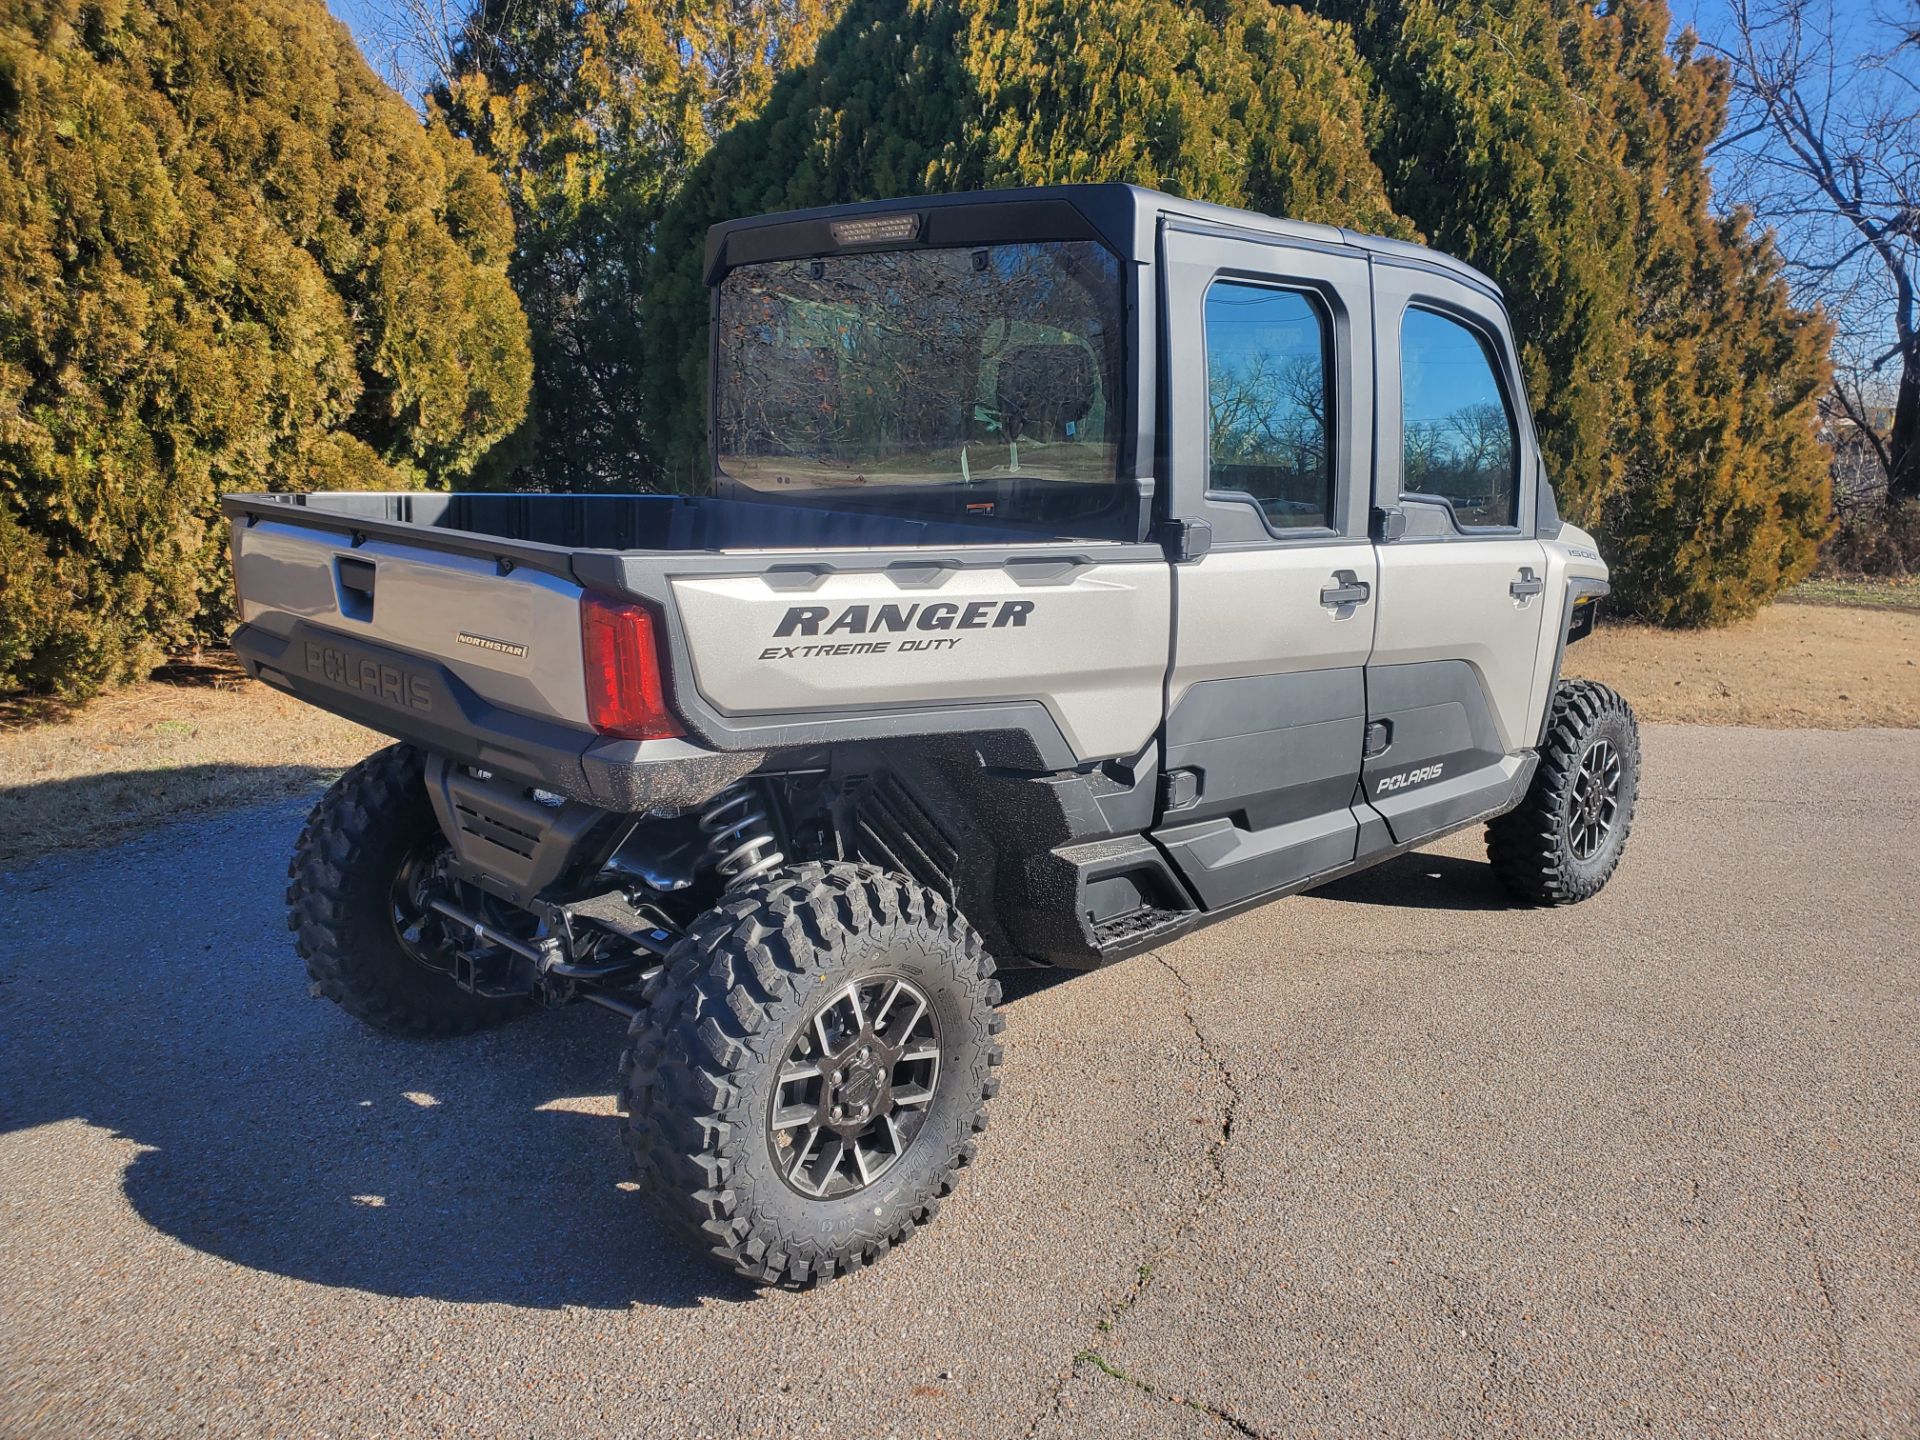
[2,724,1916,1438]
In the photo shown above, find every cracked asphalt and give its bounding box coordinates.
[3,724,1917,1438]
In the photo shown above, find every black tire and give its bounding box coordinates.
[1487,679,1640,905]
[288,743,527,1037]
[620,862,1003,1285]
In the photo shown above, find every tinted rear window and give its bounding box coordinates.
[714,241,1126,529]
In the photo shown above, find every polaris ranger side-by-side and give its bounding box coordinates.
[226,186,1638,1284]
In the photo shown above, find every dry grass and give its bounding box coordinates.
[1784,576,1920,612]
[0,654,379,865]
[1567,604,1920,728]
[3,599,1917,864]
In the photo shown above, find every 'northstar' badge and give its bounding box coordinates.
[457,631,527,658]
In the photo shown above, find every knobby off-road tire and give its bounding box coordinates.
[288,743,526,1037]
[620,862,1003,1285]
[1487,679,1640,905]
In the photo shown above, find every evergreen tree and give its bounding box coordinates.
[1329,0,1641,527]
[646,0,1831,622]
[435,0,838,489]
[1324,0,1831,620]
[0,0,530,697]
[645,0,1411,477]
[1602,7,1831,621]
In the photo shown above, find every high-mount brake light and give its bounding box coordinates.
[828,212,922,247]
[580,594,681,740]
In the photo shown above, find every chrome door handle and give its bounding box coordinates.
[1510,567,1544,600]
[1320,570,1371,608]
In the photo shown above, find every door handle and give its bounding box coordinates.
[1510,567,1544,601]
[1320,570,1371,608]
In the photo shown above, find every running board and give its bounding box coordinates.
[1006,835,1198,968]
[1091,903,1196,961]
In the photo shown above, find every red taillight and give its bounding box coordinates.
[580,593,681,739]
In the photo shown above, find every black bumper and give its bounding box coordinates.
[231,621,760,812]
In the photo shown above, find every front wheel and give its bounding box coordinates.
[619,863,1003,1285]
[1487,680,1640,905]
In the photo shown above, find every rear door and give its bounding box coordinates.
[1152,218,1378,909]
[1360,260,1549,847]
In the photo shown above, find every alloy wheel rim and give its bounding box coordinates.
[1568,737,1622,862]
[388,840,490,977]
[769,976,942,1199]
[389,842,449,970]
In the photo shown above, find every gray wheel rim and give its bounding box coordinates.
[1568,737,1622,862]
[769,976,942,1199]
[389,842,452,971]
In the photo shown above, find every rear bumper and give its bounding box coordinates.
[232,621,761,812]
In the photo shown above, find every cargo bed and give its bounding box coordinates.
[224,490,1175,792]
[222,490,1064,581]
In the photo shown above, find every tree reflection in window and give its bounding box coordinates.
[1400,307,1518,528]
[713,241,1124,526]
[1204,282,1334,531]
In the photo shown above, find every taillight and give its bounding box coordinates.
[580,593,681,739]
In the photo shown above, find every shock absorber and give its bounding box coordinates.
[698,780,785,889]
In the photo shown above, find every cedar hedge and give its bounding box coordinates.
[0,0,530,697]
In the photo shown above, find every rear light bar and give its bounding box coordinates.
[580,593,682,740]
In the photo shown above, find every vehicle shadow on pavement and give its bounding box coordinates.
[996,965,1078,1003]
[0,804,759,1311]
[1305,849,1517,911]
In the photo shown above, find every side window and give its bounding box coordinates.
[1399,306,1519,528]
[1204,281,1333,532]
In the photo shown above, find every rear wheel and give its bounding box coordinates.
[288,744,528,1036]
[619,862,1002,1285]
[1487,680,1640,905]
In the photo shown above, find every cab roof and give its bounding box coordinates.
[701,182,1502,300]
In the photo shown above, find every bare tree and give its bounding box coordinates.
[1706,0,1920,504]
[335,0,473,105]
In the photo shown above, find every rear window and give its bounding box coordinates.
[713,241,1126,528]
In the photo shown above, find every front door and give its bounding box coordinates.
[1361,262,1550,848]
[1151,217,1378,909]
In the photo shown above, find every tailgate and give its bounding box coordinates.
[232,516,592,729]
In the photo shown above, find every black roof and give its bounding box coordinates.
[702,182,1501,298]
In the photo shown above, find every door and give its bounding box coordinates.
[1361,262,1550,848]
[1151,217,1378,910]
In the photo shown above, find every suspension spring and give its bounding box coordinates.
[699,780,785,889]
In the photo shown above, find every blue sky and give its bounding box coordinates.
[1669,0,1720,41]
[1670,0,1887,78]
[1667,0,1907,369]
[325,0,385,51]
[326,0,432,104]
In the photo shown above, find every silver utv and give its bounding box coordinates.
[229,185,1636,1283]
